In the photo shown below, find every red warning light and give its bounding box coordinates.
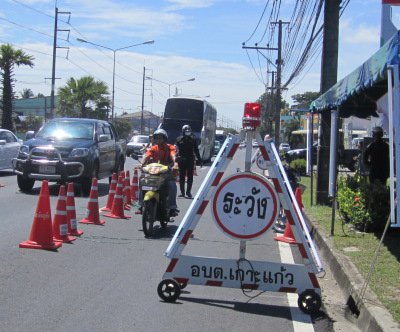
[242,103,261,130]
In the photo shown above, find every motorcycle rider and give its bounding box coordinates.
[141,129,179,216]
[176,125,202,198]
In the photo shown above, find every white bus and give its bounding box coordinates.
[159,97,217,162]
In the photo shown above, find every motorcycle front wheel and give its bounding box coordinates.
[142,199,157,237]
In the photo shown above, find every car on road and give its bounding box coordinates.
[285,143,360,171]
[0,129,22,171]
[285,143,318,164]
[279,143,291,152]
[13,118,126,195]
[127,135,149,157]
[213,140,221,156]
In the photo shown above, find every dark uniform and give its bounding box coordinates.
[176,126,201,198]
[363,127,390,185]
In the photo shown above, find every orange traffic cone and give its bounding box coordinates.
[274,220,297,244]
[53,185,76,243]
[294,187,303,210]
[104,175,131,219]
[101,173,117,212]
[124,170,132,209]
[79,178,105,225]
[130,169,139,202]
[66,183,84,236]
[19,180,62,250]
[119,171,129,211]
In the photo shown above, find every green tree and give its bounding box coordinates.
[256,91,288,138]
[283,118,303,148]
[19,88,34,99]
[0,44,34,131]
[57,76,110,119]
[112,118,132,139]
[291,91,320,107]
[24,114,43,132]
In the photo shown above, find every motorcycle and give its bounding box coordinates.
[140,162,174,237]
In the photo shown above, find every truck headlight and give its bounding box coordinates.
[70,148,89,157]
[19,145,29,155]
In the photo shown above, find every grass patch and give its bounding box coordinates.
[300,174,400,322]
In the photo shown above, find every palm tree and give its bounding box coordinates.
[57,76,110,119]
[0,44,34,131]
[19,88,34,99]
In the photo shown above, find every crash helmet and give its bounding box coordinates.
[153,128,168,140]
[182,124,191,134]
[372,126,383,139]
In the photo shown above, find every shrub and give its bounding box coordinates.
[290,158,307,175]
[337,175,389,232]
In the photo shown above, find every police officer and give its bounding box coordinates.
[176,125,201,198]
[363,126,390,185]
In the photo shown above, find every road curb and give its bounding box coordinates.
[304,214,400,332]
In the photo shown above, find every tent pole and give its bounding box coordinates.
[329,108,338,236]
[388,65,399,227]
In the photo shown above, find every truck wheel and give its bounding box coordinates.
[117,156,125,174]
[17,175,35,193]
[81,162,99,196]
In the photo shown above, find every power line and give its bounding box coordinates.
[0,17,54,39]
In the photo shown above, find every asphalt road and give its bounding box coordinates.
[0,149,334,332]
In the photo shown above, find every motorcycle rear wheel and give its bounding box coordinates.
[142,199,157,237]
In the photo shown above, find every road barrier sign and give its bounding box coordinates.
[212,172,278,240]
[158,129,324,315]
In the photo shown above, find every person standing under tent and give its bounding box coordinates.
[363,126,390,185]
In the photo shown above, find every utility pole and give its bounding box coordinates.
[50,7,70,120]
[274,20,284,146]
[316,0,340,205]
[140,66,145,134]
[243,20,288,146]
[266,70,276,135]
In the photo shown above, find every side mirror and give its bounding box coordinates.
[0,140,6,146]
[26,131,35,140]
[98,134,109,142]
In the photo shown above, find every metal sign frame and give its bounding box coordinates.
[158,130,324,314]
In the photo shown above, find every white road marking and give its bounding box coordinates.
[278,241,314,332]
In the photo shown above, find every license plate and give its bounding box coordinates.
[39,165,56,174]
[142,186,156,191]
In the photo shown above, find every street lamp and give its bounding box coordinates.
[76,38,154,119]
[145,76,195,96]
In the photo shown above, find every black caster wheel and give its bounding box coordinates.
[157,279,181,302]
[298,290,322,315]
[176,280,188,289]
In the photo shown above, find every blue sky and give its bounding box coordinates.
[0,0,388,128]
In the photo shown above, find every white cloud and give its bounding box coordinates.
[340,19,379,44]
[64,1,185,40]
[165,0,217,10]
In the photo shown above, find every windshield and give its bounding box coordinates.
[36,121,94,140]
[164,98,204,122]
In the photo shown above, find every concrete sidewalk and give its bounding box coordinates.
[305,213,400,332]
